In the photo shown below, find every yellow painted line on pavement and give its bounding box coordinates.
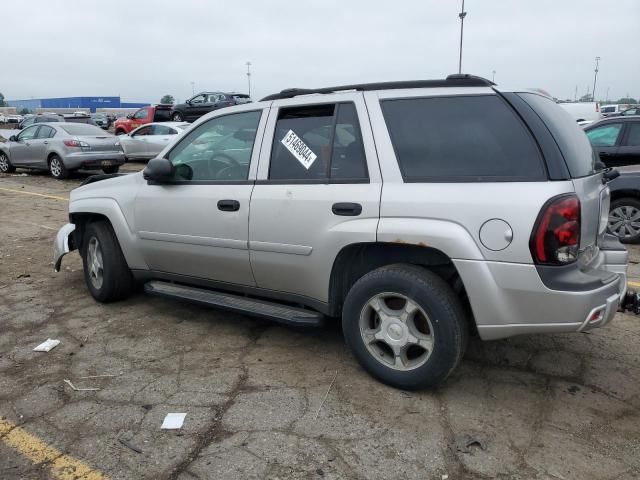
[628,281,640,288]
[0,186,68,202]
[0,418,108,480]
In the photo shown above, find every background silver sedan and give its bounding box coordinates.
[118,122,190,161]
[0,123,125,179]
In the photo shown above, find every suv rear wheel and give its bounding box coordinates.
[342,264,468,390]
[172,112,184,122]
[81,221,134,302]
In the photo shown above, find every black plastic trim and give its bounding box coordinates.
[260,74,494,101]
[535,261,618,292]
[131,269,331,315]
[255,178,369,185]
[147,179,255,186]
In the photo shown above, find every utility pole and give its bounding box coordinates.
[605,87,610,103]
[592,56,600,102]
[492,70,496,83]
[574,85,578,101]
[457,0,467,74]
[246,62,252,97]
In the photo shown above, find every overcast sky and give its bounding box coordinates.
[3,0,639,103]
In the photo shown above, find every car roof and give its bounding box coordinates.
[585,116,640,129]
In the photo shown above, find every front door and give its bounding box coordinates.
[125,125,153,159]
[249,94,382,303]
[616,121,640,167]
[10,125,40,166]
[134,106,268,286]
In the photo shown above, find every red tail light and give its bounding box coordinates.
[63,139,89,148]
[530,194,581,265]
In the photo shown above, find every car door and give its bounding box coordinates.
[32,125,55,168]
[185,94,207,121]
[616,121,640,166]
[134,105,269,285]
[585,122,623,166]
[248,94,382,303]
[123,125,153,159]
[10,125,40,166]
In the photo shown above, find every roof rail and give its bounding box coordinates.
[260,74,494,101]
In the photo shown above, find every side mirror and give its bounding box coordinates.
[185,100,191,105]
[9,135,17,142]
[126,113,133,119]
[143,157,174,182]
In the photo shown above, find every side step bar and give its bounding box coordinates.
[144,280,324,327]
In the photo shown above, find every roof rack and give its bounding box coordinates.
[260,74,494,101]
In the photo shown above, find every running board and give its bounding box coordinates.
[144,280,324,327]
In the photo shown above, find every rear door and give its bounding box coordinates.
[248,93,381,303]
[32,125,55,168]
[617,120,640,166]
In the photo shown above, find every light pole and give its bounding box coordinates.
[457,0,467,74]
[190,82,195,96]
[246,62,252,97]
[605,87,610,103]
[592,56,600,102]
[492,70,496,83]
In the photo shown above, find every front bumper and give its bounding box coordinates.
[454,238,628,340]
[53,223,76,272]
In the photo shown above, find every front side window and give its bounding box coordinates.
[21,117,35,127]
[623,108,638,116]
[586,123,622,147]
[624,123,640,147]
[381,95,544,181]
[190,95,206,104]
[133,109,148,119]
[133,126,152,137]
[167,110,262,182]
[17,125,38,141]
[269,103,368,181]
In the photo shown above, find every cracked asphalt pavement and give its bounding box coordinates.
[1,166,639,479]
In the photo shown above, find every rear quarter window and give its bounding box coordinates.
[380,95,545,182]
[518,93,596,178]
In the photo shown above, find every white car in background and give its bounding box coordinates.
[557,102,602,125]
[118,122,190,161]
[6,114,23,124]
[0,113,6,123]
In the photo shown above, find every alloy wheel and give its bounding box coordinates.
[87,237,104,290]
[50,157,62,177]
[0,154,9,172]
[609,206,640,238]
[359,292,435,371]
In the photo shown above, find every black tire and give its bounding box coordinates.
[0,152,16,173]
[81,221,134,302]
[342,264,468,390]
[608,197,640,244]
[48,154,69,179]
[172,112,184,122]
[102,165,120,174]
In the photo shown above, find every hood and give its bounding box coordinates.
[70,171,143,203]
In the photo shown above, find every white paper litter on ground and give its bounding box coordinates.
[161,413,186,430]
[33,339,60,352]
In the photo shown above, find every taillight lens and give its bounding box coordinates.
[63,139,89,148]
[530,194,581,265]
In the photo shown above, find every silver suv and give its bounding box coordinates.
[54,74,629,390]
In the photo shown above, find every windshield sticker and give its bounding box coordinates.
[281,130,317,169]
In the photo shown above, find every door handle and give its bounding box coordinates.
[43,141,49,144]
[332,202,362,216]
[217,199,240,212]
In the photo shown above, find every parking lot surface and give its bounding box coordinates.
[1,167,639,480]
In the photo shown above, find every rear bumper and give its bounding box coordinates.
[62,151,126,170]
[455,238,628,340]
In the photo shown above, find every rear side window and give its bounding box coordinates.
[624,123,640,146]
[518,93,596,178]
[380,95,545,181]
[269,103,368,181]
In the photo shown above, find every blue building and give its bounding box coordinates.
[8,96,149,113]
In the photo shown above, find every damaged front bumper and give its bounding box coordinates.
[53,223,76,272]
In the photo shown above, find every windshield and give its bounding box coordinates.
[60,124,111,136]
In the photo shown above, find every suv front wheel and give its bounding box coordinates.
[342,264,468,390]
[81,221,134,302]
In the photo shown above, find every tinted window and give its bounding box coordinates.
[168,110,262,182]
[17,126,38,140]
[190,95,206,104]
[381,95,544,181]
[519,93,596,178]
[36,126,55,139]
[269,103,368,181]
[59,124,108,136]
[133,109,148,119]
[586,123,622,147]
[624,123,640,147]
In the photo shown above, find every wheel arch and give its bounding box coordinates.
[610,189,640,202]
[327,242,475,331]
